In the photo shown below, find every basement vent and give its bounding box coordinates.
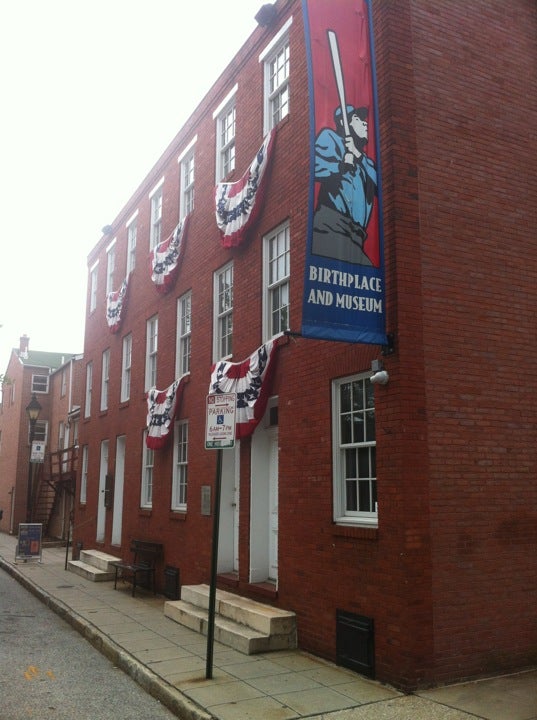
[336,609,375,678]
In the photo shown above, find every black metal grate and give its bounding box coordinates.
[164,565,181,600]
[336,609,375,678]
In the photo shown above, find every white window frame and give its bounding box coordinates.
[260,17,292,134]
[89,261,99,313]
[141,432,153,508]
[145,315,158,391]
[176,292,192,377]
[60,369,67,397]
[332,373,377,527]
[100,348,110,411]
[171,420,188,511]
[213,85,237,182]
[84,362,93,418]
[178,136,196,219]
[126,210,138,275]
[263,221,290,341]
[31,374,49,394]
[32,420,48,445]
[80,445,88,504]
[149,178,164,250]
[121,333,132,403]
[105,238,116,295]
[213,262,233,361]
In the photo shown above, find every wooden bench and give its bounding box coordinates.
[111,540,163,597]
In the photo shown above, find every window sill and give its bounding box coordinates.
[332,524,378,541]
[170,511,186,521]
[138,507,152,517]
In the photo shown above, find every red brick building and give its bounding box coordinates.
[74,0,536,690]
[0,336,83,537]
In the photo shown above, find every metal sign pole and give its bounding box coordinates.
[206,448,223,680]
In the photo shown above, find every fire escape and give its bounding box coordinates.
[30,445,78,540]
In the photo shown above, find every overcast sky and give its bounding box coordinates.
[0,0,263,374]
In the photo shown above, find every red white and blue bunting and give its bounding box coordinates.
[150,217,189,293]
[215,130,276,248]
[146,376,187,450]
[106,277,129,334]
[209,339,278,439]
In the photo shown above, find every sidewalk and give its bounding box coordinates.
[0,533,535,720]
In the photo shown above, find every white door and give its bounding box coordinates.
[111,436,125,546]
[268,430,279,581]
[96,440,108,543]
[218,444,239,574]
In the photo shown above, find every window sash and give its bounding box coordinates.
[121,334,132,402]
[181,153,195,217]
[172,421,188,510]
[80,445,88,504]
[32,374,49,393]
[177,294,192,376]
[268,41,290,128]
[264,224,290,339]
[150,189,163,249]
[85,363,93,418]
[333,375,377,524]
[127,220,137,274]
[100,349,110,411]
[146,317,158,390]
[106,245,115,295]
[141,435,153,507]
[215,264,233,360]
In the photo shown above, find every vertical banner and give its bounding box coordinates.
[301,0,387,345]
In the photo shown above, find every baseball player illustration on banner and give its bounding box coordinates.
[312,30,377,267]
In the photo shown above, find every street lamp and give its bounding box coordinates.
[25,394,42,522]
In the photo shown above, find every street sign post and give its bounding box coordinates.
[205,393,236,679]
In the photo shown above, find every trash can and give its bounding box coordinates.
[164,565,180,600]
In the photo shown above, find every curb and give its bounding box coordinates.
[0,555,213,720]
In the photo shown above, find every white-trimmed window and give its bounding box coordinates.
[172,420,188,511]
[214,263,233,361]
[32,374,49,394]
[332,373,377,526]
[263,221,290,340]
[89,261,99,313]
[179,137,196,219]
[145,315,158,390]
[141,432,153,508]
[260,17,292,133]
[176,292,192,376]
[214,86,237,181]
[126,211,138,274]
[84,362,93,418]
[60,369,67,397]
[121,333,132,402]
[80,445,88,504]
[100,348,110,411]
[149,179,164,250]
[32,420,48,445]
[106,239,116,294]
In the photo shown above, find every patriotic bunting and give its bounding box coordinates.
[215,130,276,248]
[209,340,278,439]
[106,277,129,334]
[146,376,187,450]
[150,217,189,293]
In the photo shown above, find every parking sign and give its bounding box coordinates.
[205,393,236,449]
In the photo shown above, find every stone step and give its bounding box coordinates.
[67,559,116,582]
[164,584,297,655]
[79,549,122,572]
[181,584,296,636]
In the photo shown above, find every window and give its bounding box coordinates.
[261,18,292,133]
[60,369,67,397]
[32,374,49,393]
[100,349,110,411]
[179,137,196,219]
[58,421,65,451]
[126,211,138,275]
[80,445,88,504]
[32,420,48,445]
[141,433,153,508]
[332,374,377,525]
[172,420,188,510]
[121,333,132,402]
[145,315,158,390]
[264,222,290,339]
[89,261,98,313]
[214,86,237,181]
[176,292,192,376]
[214,263,233,360]
[149,179,164,249]
[106,239,116,294]
[84,362,93,418]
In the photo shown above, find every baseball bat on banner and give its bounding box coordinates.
[327,30,350,136]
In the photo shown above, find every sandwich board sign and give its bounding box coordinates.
[205,393,236,450]
[16,523,43,563]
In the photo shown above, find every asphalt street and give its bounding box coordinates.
[0,569,178,720]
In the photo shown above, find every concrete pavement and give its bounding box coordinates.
[1,532,535,720]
